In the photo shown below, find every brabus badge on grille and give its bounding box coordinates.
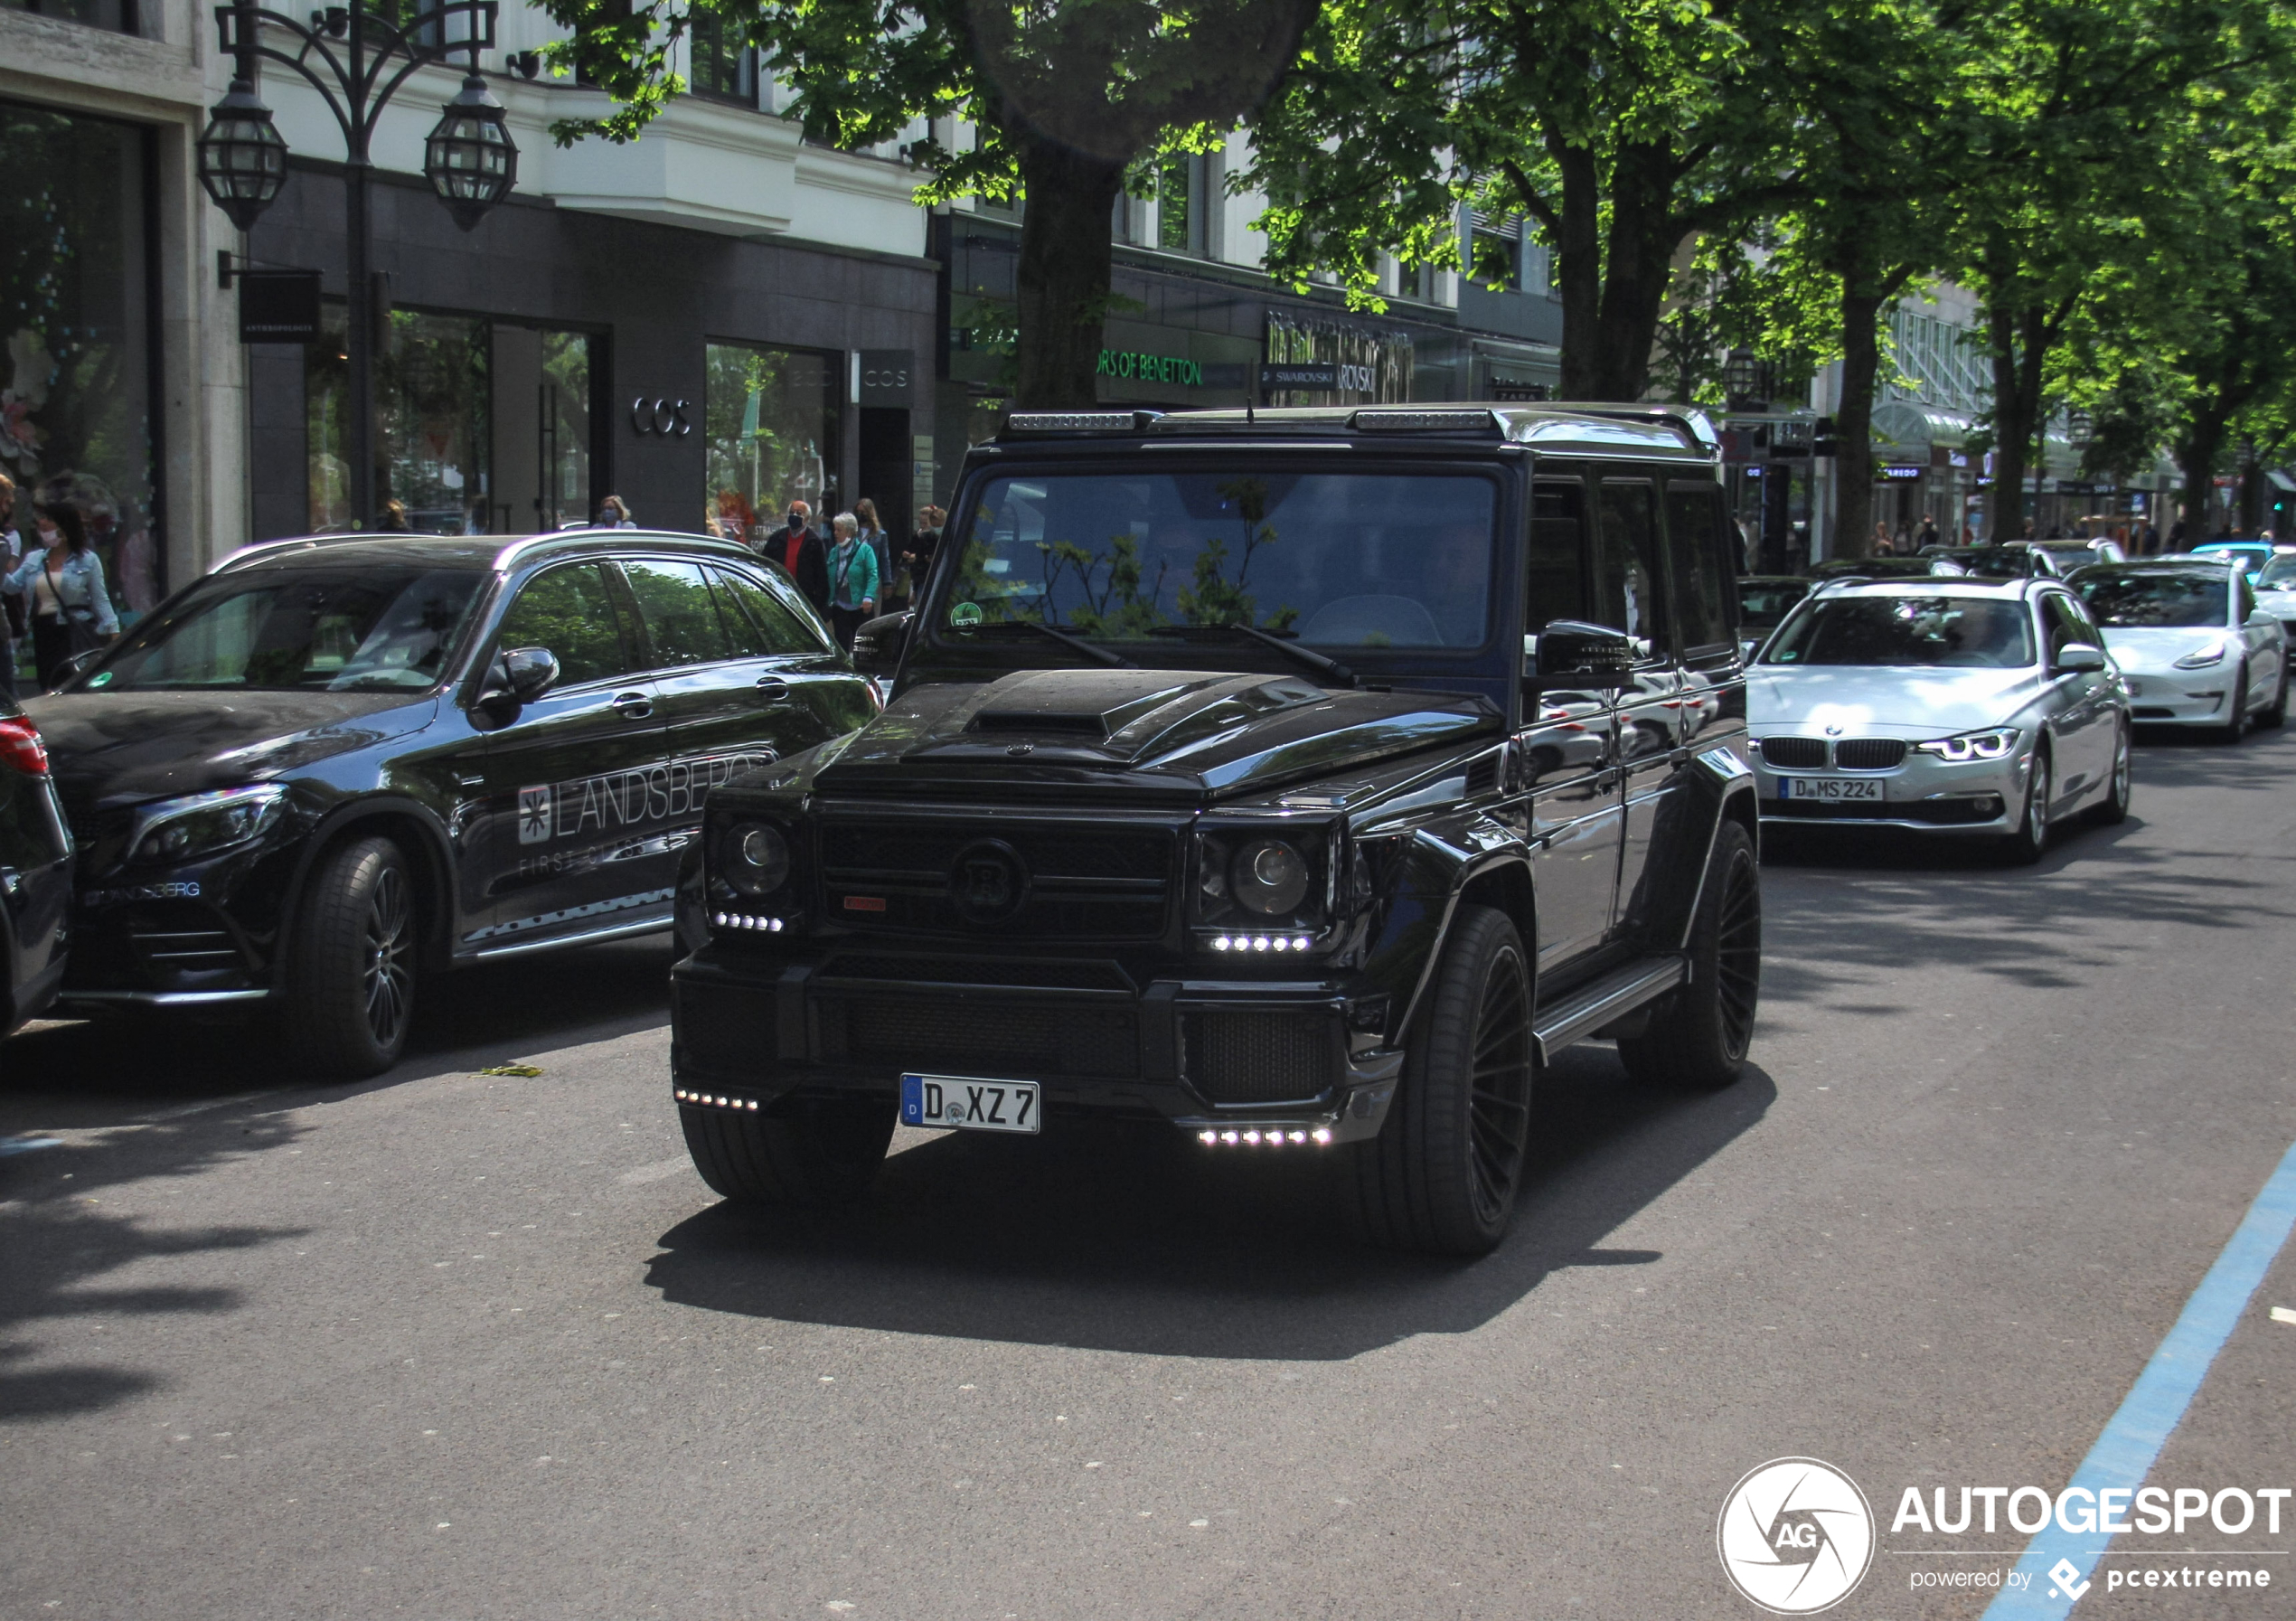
[950,839,1030,926]
[1006,741,1036,757]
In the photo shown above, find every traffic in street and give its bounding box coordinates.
[3,722,2290,1619]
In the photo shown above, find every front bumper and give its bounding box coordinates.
[1748,733,2029,834]
[2117,668,2238,726]
[670,946,1403,1143]
[58,843,295,1006]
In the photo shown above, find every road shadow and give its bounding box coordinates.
[643,1048,1775,1360]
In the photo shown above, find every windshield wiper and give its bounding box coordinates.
[1147,623,1360,688]
[968,619,1136,668]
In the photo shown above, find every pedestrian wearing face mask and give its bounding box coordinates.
[760,500,831,615]
[5,503,118,689]
[825,511,879,650]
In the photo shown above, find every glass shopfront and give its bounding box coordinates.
[702,341,837,541]
[0,98,161,618]
[306,308,493,533]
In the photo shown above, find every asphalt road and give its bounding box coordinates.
[3,727,2293,1621]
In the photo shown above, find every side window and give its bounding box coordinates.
[623,558,738,668]
[712,566,830,655]
[1665,483,1734,652]
[1528,481,1589,631]
[494,563,632,687]
[2041,594,2087,658]
[1595,479,1669,656]
[2239,575,2259,620]
[2061,592,2103,645]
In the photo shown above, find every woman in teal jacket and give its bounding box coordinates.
[824,510,879,650]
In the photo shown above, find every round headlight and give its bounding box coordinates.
[722,821,790,898]
[1231,838,1309,916]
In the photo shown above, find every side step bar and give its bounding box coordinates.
[1531,955,1687,1063]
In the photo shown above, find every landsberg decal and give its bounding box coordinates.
[517,750,776,846]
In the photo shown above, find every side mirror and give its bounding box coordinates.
[2054,641,2108,674]
[852,610,911,676]
[54,648,106,687]
[475,646,560,722]
[1529,620,1636,690]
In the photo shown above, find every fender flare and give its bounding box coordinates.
[1388,821,1537,1043]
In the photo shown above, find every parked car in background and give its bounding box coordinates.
[1736,576,1811,661]
[24,532,878,1076]
[0,702,73,1043]
[1927,543,2068,580]
[2032,538,2126,572]
[2070,558,2287,740]
[1809,556,1957,581]
[1748,576,2131,862]
[2188,540,2283,577]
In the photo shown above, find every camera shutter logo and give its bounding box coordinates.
[1717,1457,1876,1614]
[517,786,553,845]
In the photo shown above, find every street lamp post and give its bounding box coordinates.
[196,0,515,529]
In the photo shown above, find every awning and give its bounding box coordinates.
[2268,469,2296,494]
[1870,401,1973,450]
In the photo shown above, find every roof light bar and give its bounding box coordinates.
[1348,409,1499,433]
[1003,410,1162,434]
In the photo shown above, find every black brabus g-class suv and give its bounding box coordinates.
[672,405,1762,1254]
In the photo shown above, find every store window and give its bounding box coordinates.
[0,0,140,33]
[1471,212,1524,292]
[703,342,836,542]
[1264,314,1413,407]
[306,308,492,533]
[0,99,162,619]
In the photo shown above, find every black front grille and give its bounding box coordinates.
[676,979,778,1076]
[818,955,1132,992]
[1183,1009,1341,1106]
[1759,737,1828,769]
[125,902,246,978]
[819,816,1174,941]
[817,995,1139,1079]
[1833,738,1908,770]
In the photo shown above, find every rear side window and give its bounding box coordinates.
[624,558,739,667]
[1528,481,1588,631]
[1665,483,1735,653]
[495,563,632,687]
[712,566,830,656]
[1595,479,1669,656]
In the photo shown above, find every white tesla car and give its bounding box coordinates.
[1748,577,2132,862]
[2069,558,2287,740]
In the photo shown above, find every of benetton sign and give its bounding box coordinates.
[1098,349,1203,387]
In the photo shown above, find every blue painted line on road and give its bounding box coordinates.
[1983,1135,2296,1619]
[0,1136,61,1157]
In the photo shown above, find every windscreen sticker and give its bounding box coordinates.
[950,601,983,628]
[516,749,775,846]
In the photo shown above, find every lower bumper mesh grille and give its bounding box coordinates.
[1183,1009,1341,1105]
[818,995,1139,1079]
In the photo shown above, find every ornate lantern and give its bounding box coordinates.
[424,73,518,231]
[196,83,290,231]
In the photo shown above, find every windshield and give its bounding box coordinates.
[1737,580,1810,629]
[90,567,487,693]
[1764,596,2037,668]
[939,471,1496,649]
[2257,557,2296,589]
[2075,570,2229,628]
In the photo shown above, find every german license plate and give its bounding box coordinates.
[900,1073,1041,1135]
[1783,777,1885,803]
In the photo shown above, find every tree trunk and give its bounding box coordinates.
[1832,285,1888,561]
[1587,140,1679,401]
[2179,418,2225,550]
[1553,142,1602,400]
[1012,139,1127,409]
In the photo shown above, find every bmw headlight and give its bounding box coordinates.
[720,820,791,898]
[1232,838,1310,916]
[2173,641,2229,669]
[1913,727,2020,763]
[127,785,290,866]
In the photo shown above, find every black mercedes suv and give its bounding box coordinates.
[26,531,878,1075]
[670,405,1762,1254]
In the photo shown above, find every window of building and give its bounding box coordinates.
[1470,212,1524,292]
[1,0,139,33]
[0,99,161,622]
[703,342,838,542]
[688,11,757,103]
[1157,154,1214,257]
[306,308,492,534]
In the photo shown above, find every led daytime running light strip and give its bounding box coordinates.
[1209,934,1313,952]
[712,912,786,933]
[675,1089,761,1111]
[1198,1127,1333,1147]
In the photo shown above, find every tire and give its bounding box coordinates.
[281,835,419,1077]
[1619,818,1761,1092]
[2090,720,2132,825]
[681,1096,895,1208]
[2211,663,2249,744]
[2001,742,2052,864]
[2260,659,2288,729]
[1341,903,1533,1257]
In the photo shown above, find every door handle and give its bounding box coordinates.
[755,676,790,702]
[610,691,654,721]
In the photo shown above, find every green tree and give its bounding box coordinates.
[538,0,1316,408]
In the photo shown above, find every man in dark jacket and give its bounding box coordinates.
[757,501,830,615]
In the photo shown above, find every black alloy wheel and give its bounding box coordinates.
[2003,745,2052,864]
[2092,721,2132,825]
[283,835,419,1077]
[1342,903,1534,1256]
[1620,818,1761,1091]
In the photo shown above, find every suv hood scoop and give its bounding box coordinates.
[816,666,1498,800]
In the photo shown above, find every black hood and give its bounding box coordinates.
[22,689,437,810]
[812,668,1499,801]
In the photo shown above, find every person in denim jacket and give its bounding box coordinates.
[6,504,118,689]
